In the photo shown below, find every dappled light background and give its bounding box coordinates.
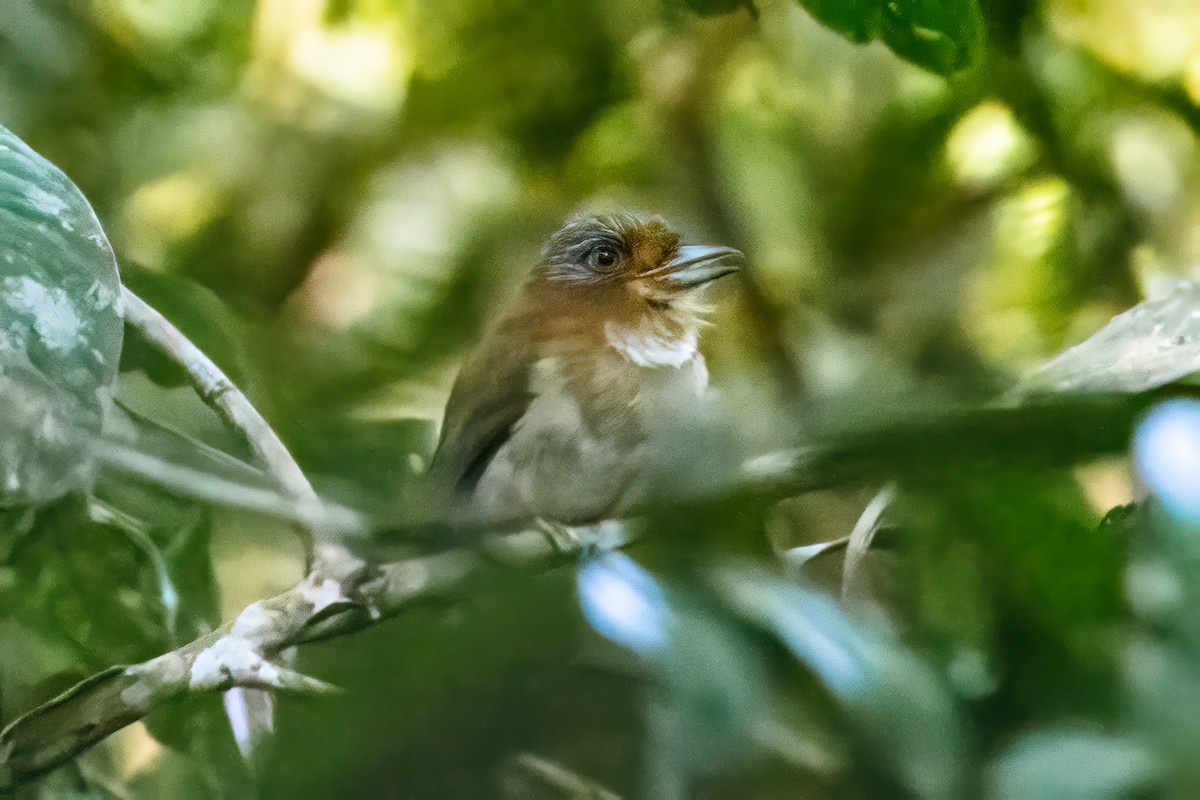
[8,0,1188,481]
[4,0,1200,797]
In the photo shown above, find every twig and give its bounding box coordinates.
[841,482,897,605]
[119,288,314,503]
[782,535,850,569]
[93,439,361,534]
[502,752,622,799]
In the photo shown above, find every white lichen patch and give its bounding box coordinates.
[229,600,277,639]
[36,406,65,443]
[95,384,114,412]
[120,677,155,710]
[4,463,19,494]
[3,276,83,353]
[189,636,278,691]
[300,577,346,615]
[122,654,189,709]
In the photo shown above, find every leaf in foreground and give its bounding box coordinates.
[1022,282,1200,396]
[0,125,123,505]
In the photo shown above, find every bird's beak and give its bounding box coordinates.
[663,245,743,289]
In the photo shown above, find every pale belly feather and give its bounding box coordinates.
[469,350,708,523]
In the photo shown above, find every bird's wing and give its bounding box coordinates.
[427,315,536,499]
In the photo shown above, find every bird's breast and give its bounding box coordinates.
[468,342,708,524]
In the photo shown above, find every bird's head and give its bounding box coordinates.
[527,213,741,368]
[538,213,742,306]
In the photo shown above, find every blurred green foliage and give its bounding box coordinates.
[7,0,1200,797]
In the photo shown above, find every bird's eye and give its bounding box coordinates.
[591,245,619,270]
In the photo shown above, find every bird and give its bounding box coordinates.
[424,212,741,531]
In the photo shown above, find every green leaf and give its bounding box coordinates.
[717,568,968,799]
[5,497,177,669]
[1022,282,1200,396]
[797,0,984,74]
[0,125,123,506]
[987,727,1159,800]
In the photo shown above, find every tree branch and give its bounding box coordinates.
[92,438,360,534]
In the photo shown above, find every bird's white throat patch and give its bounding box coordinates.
[604,319,699,368]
